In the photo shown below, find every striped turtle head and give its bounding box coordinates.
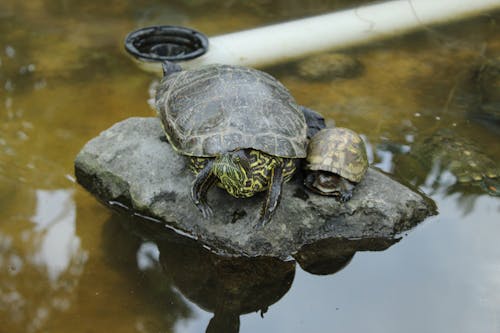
[212,151,250,196]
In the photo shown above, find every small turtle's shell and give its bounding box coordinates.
[155,64,307,158]
[306,128,368,183]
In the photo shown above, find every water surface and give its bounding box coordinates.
[1,1,499,332]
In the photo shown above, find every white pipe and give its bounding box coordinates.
[138,0,500,72]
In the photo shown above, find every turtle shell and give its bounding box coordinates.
[306,128,368,183]
[155,64,307,158]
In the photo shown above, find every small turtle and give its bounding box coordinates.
[155,63,308,227]
[304,128,369,201]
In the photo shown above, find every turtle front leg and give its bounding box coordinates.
[256,162,285,228]
[338,179,355,202]
[191,160,217,219]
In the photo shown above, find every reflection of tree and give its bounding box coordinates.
[0,238,86,333]
[0,191,192,333]
[0,189,86,333]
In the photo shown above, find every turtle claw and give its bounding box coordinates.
[254,215,269,229]
[338,191,353,202]
[196,201,213,219]
[191,160,216,220]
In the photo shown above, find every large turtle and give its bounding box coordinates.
[304,127,369,201]
[155,63,308,227]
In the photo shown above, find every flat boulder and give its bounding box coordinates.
[75,117,436,259]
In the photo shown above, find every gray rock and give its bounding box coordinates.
[75,117,436,259]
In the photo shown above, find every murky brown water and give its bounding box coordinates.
[1,1,500,332]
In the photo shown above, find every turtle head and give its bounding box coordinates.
[212,152,249,196]
[305,170,355,201]
[305,171,342,195]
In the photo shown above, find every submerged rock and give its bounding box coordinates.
[468,56,500,134]
[396,128,500,196]
[75,117,436,259]
[296,52,363,81]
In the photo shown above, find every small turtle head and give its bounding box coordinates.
[304,170,355,201]
[212,152,249,197]
[305,171,341,195]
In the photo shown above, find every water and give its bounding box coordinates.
[1,1,499,332]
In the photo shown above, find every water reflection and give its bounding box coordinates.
[0,188,86,333]
[1,0,499,332]
[31,189,81,281]
[100,215,192,332]
[343,36,500,208]
[115,215,294,332]
[295,237,397,276]
[159,243,294,333]
[107,211,406,332]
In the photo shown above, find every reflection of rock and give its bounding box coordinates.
[118,215,294,333]
[402,129,500,196]
[159,242,294,316]
[160,237,294,332]
[294,237,398,275]
[296,53,363,81]
[169,245,292,311]
[75,117,436,259]
[113,212,405,333]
